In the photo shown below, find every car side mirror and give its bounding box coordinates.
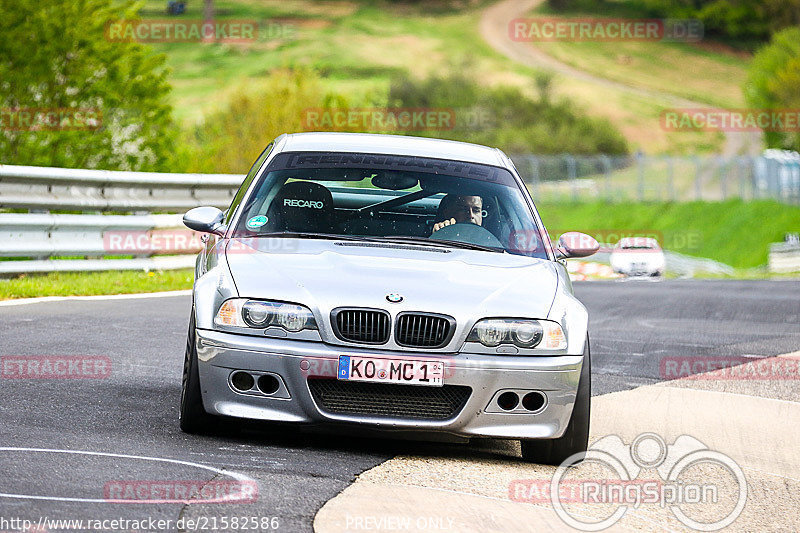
[183,206,225,236]
[556,232,599,259]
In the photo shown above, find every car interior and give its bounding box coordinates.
[236,168,544,255]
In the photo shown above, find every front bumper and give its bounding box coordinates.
[195,329,584,440]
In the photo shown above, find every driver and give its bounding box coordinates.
[432,194,483,233]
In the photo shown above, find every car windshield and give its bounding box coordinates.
[619,238,660,250]
[231,151,548,258]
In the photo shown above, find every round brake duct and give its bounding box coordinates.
[497,391,519,411]
[522,391,546,412]
[257,374,280,395]
[231,371,255,392]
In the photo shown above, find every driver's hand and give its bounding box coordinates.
[432,218,456,233]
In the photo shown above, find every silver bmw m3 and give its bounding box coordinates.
[180,132,598,464]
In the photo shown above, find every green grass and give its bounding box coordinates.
[0,269,194,300]
[537,200,800,268]
[135,0,731,154]
[2,201,798,296]
[528,2,751,109]
[145,0,501,124]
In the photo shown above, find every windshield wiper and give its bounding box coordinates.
[252,231,385,243]
[247,232,503,253]
[376,235,504,253]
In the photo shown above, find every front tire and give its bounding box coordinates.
[180,310,217,434]
[520,337,591,465]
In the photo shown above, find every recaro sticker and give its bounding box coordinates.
[283,199,324,209]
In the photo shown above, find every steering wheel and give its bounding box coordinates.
[430,223,503,248]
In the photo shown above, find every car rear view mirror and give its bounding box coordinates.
[371,171,419,190]
[183,206,225,236]
[556,232,599,259]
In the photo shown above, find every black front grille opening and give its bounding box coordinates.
[395,313,452,348]
[333,309,390,344]
[308,379,471,421]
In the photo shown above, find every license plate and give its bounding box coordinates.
[337,356,444,387]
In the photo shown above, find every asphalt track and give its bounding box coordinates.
[0,280,798,532]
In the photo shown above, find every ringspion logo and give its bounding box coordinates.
[511,433,747,531]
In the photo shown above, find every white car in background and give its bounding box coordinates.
[610,237,665,277]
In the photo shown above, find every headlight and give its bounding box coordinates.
[242,300,271,326]
[466,319,566,350]
[214,299,317,332]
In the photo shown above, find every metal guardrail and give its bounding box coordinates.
[511,152,800,204]
[0,212,197,274]
[0,164,241,273]
[589,248,735,277]
[0,164,243,211]
[0,256,195,275]
[0,213,183,257]
[0,164,242,188]
[768,238,800,273]
[1,158,798,275]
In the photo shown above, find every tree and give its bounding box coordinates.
[388,73,628,155]
[0,0,178,170]
[203,0,214,42]
[547,0,571,10]
[639,0,800,44]
[187,68,348,173]
[744,27,800,151]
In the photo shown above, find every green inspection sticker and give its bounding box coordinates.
[246,215,268,229]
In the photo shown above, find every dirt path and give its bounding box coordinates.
[479,0,760,155]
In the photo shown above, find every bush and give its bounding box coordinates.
[744,27,800,151]
[189,69,628,174]
[0,0,178,170]
[388,73,629,155]
[639,0,800,44]
[186,68,353,173]
[556,0,800,45]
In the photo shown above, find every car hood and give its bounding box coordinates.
[225,238,559,320]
